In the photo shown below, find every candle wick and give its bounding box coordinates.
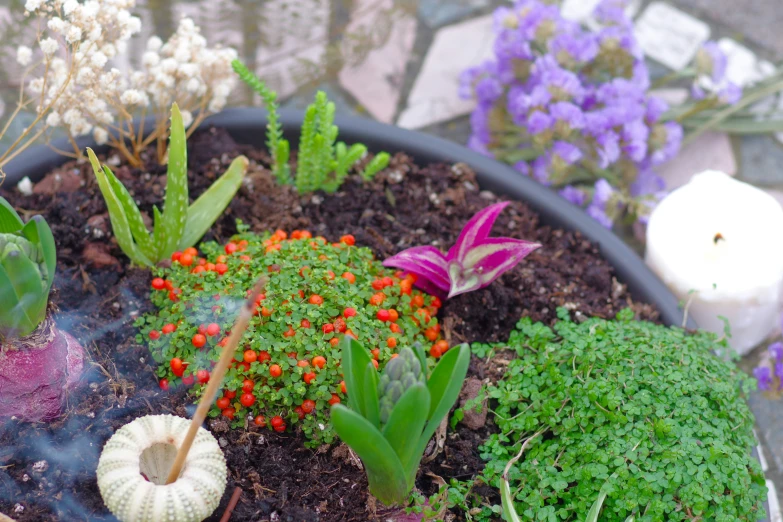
[713,233,724,244]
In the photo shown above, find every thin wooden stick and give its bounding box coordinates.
[219,487,243,522]
[166,278,267,484]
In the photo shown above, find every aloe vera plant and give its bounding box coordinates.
[87,103,249,267]
[331,337,470,506]
[0,197,84,421]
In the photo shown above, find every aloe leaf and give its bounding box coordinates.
[362,361,381,429]
[0,197,24,233]
[102,163,155,259]
[152,205,164,254]
[1,249,46,336]
[416,344,471,457]
[331,404,409,505]
[160,103,189,259]
[275,140,290,185]
[21,216,56,291]
[87,148,153,267]
[381,383,430,484]
[178,155,248,250]
[341,336,374,417]
[0,264,34,338]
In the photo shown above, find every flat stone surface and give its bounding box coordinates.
[397,14,495,129]
[418,0,490,28]
[338,0,417,123]
[671,0,783,59]
[634,2,710,71]
[738,136,783,187]
[657,132,736,190]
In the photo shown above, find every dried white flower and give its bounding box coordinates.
[93,127,108,145]
[16,46,32,66]
[65,26,82,43]
[24,0,42,12]
[17,177,34,197]
[90,51,107,68]
[63,0,79,15]
[45,112,61,127]
[119,89,145,106]
[39,38,58,57]
[146,36,163,52]
[47,17,65,33]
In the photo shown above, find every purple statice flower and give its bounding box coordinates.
[469,103,492,146]
[645,96,669,124]
[621,120,649,162]
[552,140,582,165]
[550,31,599,65]
[475,76,504,105]
[718,82,742,105]
[649,121,683,166]
[513,160,530,176]
[630,169,665,197]
[586,179,617,228]
[531,56,585,102]
[531,156,552,185]
[527,110,554,134]
[507,85,531,125]
[755,366,773,392]
[595,131,621,168]
[696,42,728,83]
[769,342,783,363]
[593,0,634,27]
[559,185,586,206]
[550,101,585,133]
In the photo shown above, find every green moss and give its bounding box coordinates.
[468,309,766,521]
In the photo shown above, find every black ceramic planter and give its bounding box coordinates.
[3,108,772,520]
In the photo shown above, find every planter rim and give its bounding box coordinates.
[3,106,689,328]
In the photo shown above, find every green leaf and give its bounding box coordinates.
[340,336,374,417]
[160,103,189,259]
[585,490,608,522]
[178,155,248,250]
[500,477,522,522]
[362,152,390,180]
[0,249,46,336]
[0,264,33,338]
[102,160,156,259]
[331,404,410,505]
[87,148,153,267]
[381,383,430,484]
[21,216,56,291]
[363,361,381,429]
[275,140,291,185]
[416,344,471,456]
[152,205,164,252]
[0,197,24,233]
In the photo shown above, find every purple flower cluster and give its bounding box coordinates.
[459,0,736,228]
[693,42,743,104]
[754,341,783,392]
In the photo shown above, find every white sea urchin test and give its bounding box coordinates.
[96,414,227,522]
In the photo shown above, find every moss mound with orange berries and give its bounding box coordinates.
[136,226,448,445]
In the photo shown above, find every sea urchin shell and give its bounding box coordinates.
[96,414,227,522]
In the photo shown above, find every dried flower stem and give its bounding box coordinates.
[165,277,268,484]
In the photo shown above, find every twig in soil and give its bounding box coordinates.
[165,277,268,484]
[219,487,243,522]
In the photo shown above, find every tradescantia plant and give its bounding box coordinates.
[383,202,541,298]
[330,337,470,506]
[87,103,249,267]
[232,60,391,193]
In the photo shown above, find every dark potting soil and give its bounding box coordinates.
[0,127,658,522]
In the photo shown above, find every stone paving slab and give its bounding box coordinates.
[671,0,783,59]
[634,2,710,70]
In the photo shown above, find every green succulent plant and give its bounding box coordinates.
[331,337,470,506]
[0,197,56,339]
[87,103,249,267]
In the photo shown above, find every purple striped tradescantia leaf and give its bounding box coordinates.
[383,202,541,299]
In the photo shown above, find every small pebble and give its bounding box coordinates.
[14,503,24,513]
[22,474,30,482]
[219,437,227,448]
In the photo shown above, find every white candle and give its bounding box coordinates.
[645,170,783,355]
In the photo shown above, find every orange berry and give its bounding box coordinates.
[389,323,402,334]
[386,337,397,348]
[345,329,357,339]
[405,273,418,283]
[215,263,228,275]
[369,293,385,306]
[340,380,347,394]
[371,359,379,369]
[424,327,439,341]
[299,230,312,239]
[261,306,273,317]
[312,356,326,369]
[340,234,355,246]
[183,247,198,257]
[269,364,282,378]
[412,295,425,308]
[244,350,257,363]
[430,344,443,358]
[297,359,310,368]
[390,353,399,359]
[191,265,205,274]
[434,340,449,354]
[399,280,413,295]
[283,326,296,338]
[371,349,380,360]
[388,309,399,322]
[328,393,341,405]
[274,229,287,240]
[309,294,324,305]
[330,338,340,347]
[342,272,356,284]
[180,253,194,267]
[303,372,317,384]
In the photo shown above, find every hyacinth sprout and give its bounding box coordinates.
[331,338,470,505]
[0,196,84,421]
[383,202,540,299]
[459,0,756,228]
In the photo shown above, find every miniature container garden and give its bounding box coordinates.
[0,69,768,522]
